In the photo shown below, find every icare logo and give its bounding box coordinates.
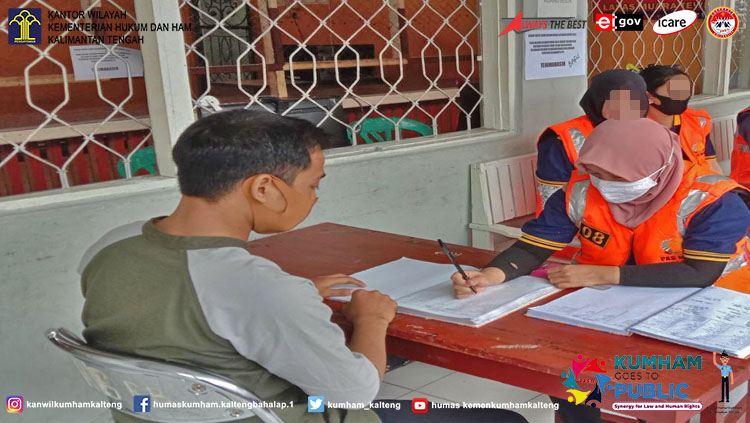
[595,13,644,31]
[653,11,698,35]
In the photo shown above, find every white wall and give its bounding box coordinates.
[0,67,589,421]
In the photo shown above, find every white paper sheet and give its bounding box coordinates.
[527,286,701,335]
[331,257,559,326]
[524,29,586,80]
[330,257,470,301]
[70,45,144,81]
[631,287,750,358]
[400,275,559,324]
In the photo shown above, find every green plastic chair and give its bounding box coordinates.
[117,146,157,178]
[347,117,433,144]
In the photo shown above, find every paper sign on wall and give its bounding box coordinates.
[524,28,586,80]
[69,45,143,81]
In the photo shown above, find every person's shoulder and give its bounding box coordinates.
[78,220,148,274]
[186,247,318,301]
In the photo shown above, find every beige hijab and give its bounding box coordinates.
[576,118,684,228]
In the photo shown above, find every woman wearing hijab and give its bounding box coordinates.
[457,118,750,423]
[457,119,750,295]
[730,106,750,188]
[639,65,723,174]
[535,69,649,215]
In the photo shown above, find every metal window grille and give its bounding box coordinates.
[0,0,153,196]
[179,0,483,146]
[587,0,707,95]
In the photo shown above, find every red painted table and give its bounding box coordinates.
[247,223,749,423]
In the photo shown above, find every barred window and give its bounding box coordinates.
[181,0,483,148]
[588,0,706,93]
[0,1,153,197]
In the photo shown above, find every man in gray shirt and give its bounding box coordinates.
[80,110,396,422]
[81,110,527,423]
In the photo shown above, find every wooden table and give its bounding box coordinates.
[247,223,749,423]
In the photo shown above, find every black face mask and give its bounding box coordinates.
[650,92,690,115]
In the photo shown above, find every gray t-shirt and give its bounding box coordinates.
[80,220,381,423]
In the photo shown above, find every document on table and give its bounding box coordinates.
[526,286,700,335]
[330,257,560,327]
[631,287,750,359]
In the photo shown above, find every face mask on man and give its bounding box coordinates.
[590,145,674,204]
[249,175,317,234]
[650,92,690,116]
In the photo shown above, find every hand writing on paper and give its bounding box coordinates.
[546,265,620,289]
[451,267,505,299]
[311,273,366,298]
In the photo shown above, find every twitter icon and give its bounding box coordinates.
[308,396,325,412]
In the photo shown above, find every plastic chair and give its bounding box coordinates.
[347,117,433,143]
[117,146,157,178]
[46,328,285,423]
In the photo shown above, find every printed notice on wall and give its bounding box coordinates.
[524,29,586,80]
[69,45,143,81]
[537,0,577,17]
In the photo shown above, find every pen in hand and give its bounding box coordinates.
[438,239,478,294]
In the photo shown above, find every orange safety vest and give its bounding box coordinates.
[676,107,713,169]
[565,165,750,293]
[730,107,750,187]
[535,115,594,215]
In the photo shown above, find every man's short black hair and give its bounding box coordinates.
[721,350,729,358]
[172,109,327,200]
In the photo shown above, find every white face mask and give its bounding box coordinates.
[590,146,674,204]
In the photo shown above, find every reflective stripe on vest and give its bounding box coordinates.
[566,167,749,285]
[535,115,594,216]
[676,174,735,236]
[721,237,750,276]
[538,184,563,210]
[568,179,589,227]
[570,128,586,154]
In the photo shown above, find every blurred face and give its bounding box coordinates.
[602,89,645,120]
[721,357,729,364]
[653,74,691,100]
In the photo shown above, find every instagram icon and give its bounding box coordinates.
[6,396,23,413]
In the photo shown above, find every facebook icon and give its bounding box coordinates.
[134,395,151,413]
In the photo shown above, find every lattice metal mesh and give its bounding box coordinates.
[588,0,707,95]
[179,0,482,146]
[0,0,152,195]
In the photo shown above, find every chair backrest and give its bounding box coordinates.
[471,153,538,225]
[348,117,433,143]
[117,146,157,178]
[46,328,284,423]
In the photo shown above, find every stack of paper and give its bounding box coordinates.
[331,257,560,327]
[526,286,700,335]
[631,287,750,359]
[526,285,750,358]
